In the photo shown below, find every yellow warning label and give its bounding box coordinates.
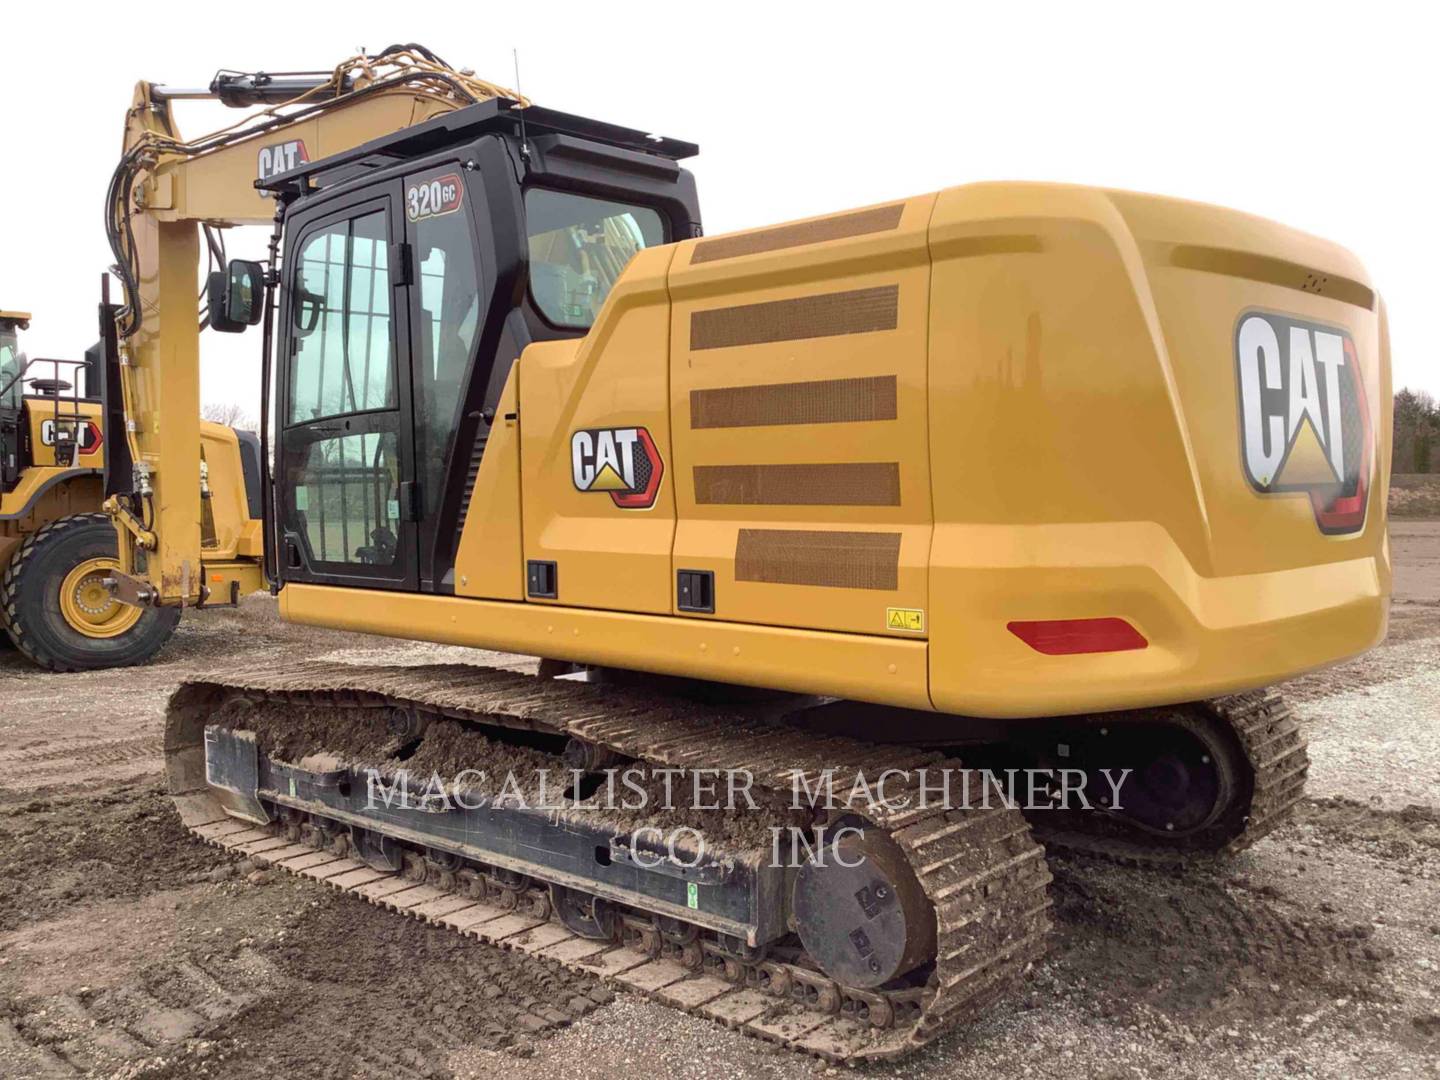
[886,607,925,633]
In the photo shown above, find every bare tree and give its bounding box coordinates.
[202,401,256,430]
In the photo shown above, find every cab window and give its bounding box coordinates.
[0,330,22,411]
[288,210,395,424]
[414,201,481,516]
[525,189,664,329]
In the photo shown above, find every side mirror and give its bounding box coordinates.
[207,259,265,333]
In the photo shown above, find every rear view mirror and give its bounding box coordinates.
[207,259,265,333]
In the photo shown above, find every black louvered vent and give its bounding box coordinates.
[455,430,489,543]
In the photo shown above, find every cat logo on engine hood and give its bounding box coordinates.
[40,419,102,455]
[571,427,664,509]
[1234,311,1371,535]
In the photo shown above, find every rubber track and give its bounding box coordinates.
[166,661,1054,1063]
[1032,689,1309,866]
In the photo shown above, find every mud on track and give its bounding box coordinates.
[1,530,1438,1078]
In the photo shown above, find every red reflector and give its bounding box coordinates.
[1007,618,1148,655]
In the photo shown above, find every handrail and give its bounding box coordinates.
[0,356,88,403]
[0,357,92,466]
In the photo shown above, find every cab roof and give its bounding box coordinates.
[255,97,697,198]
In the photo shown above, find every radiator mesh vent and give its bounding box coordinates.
[690,286,899,351]
[694,462,900,506]
[735,529,902,590]
[690,204,905,264]
[690,375,897,429]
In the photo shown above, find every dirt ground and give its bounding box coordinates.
[1,524,1437,1079]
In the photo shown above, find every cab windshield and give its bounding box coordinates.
[0,326,22,411]
[525,188,665,329]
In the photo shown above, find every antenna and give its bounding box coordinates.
[513,48,530,164]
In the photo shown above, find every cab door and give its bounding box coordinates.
[400,165,492,592]
[277,189,420,591]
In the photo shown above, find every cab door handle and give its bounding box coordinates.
[398,480,422,522]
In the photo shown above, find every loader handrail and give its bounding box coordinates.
[0,356,86,406]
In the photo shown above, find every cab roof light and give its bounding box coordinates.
[1007,617,1148,655]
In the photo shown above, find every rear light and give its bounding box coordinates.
[1007,617,1148,655]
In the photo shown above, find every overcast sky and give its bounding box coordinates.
[1,2,1433,418]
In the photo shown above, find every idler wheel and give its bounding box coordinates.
[792,826,935,989]
[1104,713,1241,837]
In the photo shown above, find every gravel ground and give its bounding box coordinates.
[0,524,1436,1079]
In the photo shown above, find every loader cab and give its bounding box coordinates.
[259,100,700,596]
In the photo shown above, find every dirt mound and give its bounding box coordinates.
[0,785,221,933]
[1292,796,1440,860]
[214,701,400,766]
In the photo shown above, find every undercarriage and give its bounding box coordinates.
[165,662,1307,1062]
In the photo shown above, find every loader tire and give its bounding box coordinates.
[0,513,180,671]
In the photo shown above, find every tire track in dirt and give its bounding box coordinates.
[0,736,165,802]
[2,948,278,1075]
[0,733,163,768]
[1292,796,1440,873]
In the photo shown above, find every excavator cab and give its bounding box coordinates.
[231,102,699,595]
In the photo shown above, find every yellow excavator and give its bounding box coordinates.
[0,311,261,669]
[98,46,1389,1061]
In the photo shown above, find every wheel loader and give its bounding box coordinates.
[0,311,263,669]
[95,46,1389,1062]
